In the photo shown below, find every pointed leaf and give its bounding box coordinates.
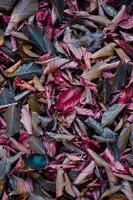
[50,0,64,22]
[0,158,10,180]
[101,104,126,127]
[0,89,14,105]
[87,148,110,168]
[56,168,65,198]
[117,126,131,153]
[26,25,54,54]
[21,104,33,135]
[74,161,95,185]
[5,62,43,80]
[55,87,83,113]
[3,104,21,137]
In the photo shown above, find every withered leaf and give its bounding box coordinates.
[21,104,33,135]
[87,148,110,168]
[28,95,44,115]
[99,185,122,200]
[64,173,75,197]
[56,168,65,198]
[3,104,21,137]
[91,43,117,59]
[117,126,131,153]
[101,104,126,127]
[87,15,111,26]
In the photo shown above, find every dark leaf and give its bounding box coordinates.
[99,80,112,104]
[130,126,133,153]
[5,62,43,80]
[9,175,33,194]
[85,117,103,135]
[3,104,21,137]
[0,0,16,11]
[85,117,116,142]
[99,185,122,200]
[63,143,85,155]
[26,25,54,54]
[115,62,131,89]
[24,155,47,170]
[117,126,131,153]
[0,89,14,105]
[101,104,126,127]
[28,95,44,115]
[0,158,10,180]
[29,193,45,200]
[50,0,64,22]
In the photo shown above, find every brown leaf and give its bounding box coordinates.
[87,148,110,168]
[33,75,44,92]
[56,168,65,198]
[23,45,40,58]
[87,15,111,26]
[91,43,117,59]
[117,126,131,153]
[100,185,122,200]
[64,173,75,197]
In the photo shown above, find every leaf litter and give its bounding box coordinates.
[0,0,133,199]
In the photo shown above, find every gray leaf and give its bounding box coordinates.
[3,104,21,137]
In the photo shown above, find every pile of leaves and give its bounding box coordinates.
[0,0,133,199]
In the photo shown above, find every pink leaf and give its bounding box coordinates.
[21,105,33,135]
[74,161,95,185]
[55,87,83,113]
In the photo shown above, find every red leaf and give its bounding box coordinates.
[55,87,83,113]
